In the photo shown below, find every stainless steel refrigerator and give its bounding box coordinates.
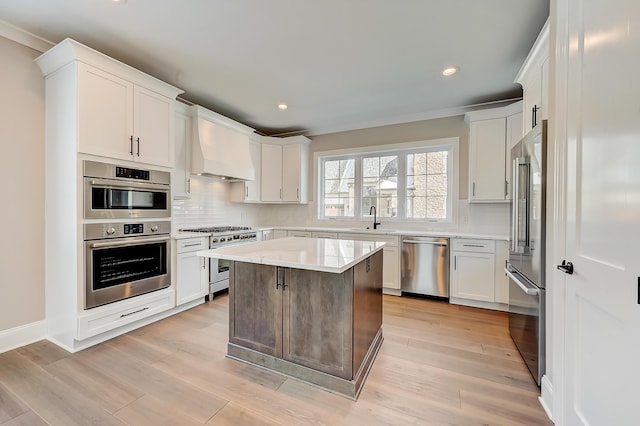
[505,120,546,386]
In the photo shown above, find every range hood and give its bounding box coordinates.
[190,105,255,181]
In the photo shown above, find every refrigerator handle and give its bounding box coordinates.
[505,268,540,296]
[524,161,531,248]
[511,157,520,253]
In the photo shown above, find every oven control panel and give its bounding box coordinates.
[124,223,145,235]
[116,166,150,181]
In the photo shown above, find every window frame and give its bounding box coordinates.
[316,137,458,224]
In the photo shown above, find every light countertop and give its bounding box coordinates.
[197,237,385,274]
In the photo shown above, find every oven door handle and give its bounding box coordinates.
[504,268,540,296]
[87,178,170,191]
[89,235,170,249]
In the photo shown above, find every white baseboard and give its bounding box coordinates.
[0,320,47,354]
[539,374,554,422]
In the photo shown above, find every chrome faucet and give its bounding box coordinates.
[369,206,381,229]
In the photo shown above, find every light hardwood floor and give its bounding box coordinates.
[0,295,552,425]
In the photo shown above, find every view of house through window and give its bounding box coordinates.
[318,141,454,221]
[362,155,398,218]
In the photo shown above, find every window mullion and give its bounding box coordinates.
[354,154,362,219]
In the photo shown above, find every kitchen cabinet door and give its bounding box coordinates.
[282,143,302,202]
[229,262,283,357]
[450,251,495,302]
[133,85,174,167]
[260,143,283,202]
[78,63,134,162]
[494,240,509,304]
[176,251,208,306]
[175,237,209,306]
[468,118,507,202]
[77,62,175,167]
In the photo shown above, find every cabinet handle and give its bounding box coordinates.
[505,180,508,197]
[454,255,457,270]
[202,258,206,269]
[472,182,475,196]
[129,136,133,155]
[187,179,191,194]
[462,244,485,248]
[120,307,149,318]
[246,186,248,198]
[532,105,539,128]
[182,242,201,248]
[297,188,299,199]
[280,188,282,200]
[136,137,140,157]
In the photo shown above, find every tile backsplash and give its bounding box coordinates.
[171,176,258,229]
[172,176,509,236]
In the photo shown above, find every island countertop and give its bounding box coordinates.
[197,236,386,274]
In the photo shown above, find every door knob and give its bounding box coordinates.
[557,260,574,275]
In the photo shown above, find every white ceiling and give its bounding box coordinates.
[0,0,549,136]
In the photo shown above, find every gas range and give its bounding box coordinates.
[179,226,257,248]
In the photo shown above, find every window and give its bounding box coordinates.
[318,139,455,222]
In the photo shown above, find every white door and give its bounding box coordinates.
[559,0,640,423]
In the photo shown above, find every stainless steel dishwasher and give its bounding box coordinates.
[401,236,449,299]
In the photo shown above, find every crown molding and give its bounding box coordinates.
[0,19,53,52]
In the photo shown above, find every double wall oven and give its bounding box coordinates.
[83,161,172,309]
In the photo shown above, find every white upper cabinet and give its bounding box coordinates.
[515,18,550,132]
[465,101,522,202]
[36,38,183,168]
[260,141,284,202]
[260,136,310,204]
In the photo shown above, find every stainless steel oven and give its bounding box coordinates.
[84,160,170,219]
[84,221,171,309]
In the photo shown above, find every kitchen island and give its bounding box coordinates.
[197,237,385,399]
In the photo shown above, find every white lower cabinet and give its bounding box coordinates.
[262,229,274,240]
[494,240,509,304]
[451,251,495,302]
[288,230,312,238]
[311,231,338,239]
[175,237,209,306]
[273,230,288,239]
[450,238,509,310]
[77,288,175,340]
[338,233,400,291]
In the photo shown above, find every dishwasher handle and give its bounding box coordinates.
[504,268,540,296]
[402,239,448,247]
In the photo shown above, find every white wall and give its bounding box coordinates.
[0,35,46,331]
[244,116,510,235]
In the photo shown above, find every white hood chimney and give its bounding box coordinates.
[190,105,255,181]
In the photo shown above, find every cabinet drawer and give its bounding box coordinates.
[288,230,312,238]
[451,239,495,253]
[176,237,208,253]
[77,289,174,340]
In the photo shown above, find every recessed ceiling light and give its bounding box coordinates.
[277,103,288,111]
[111,0,128,4]
[442,66,459,76]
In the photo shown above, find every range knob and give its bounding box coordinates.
[106,227,116,235]
[211,238,219,243]
[150,225,159,232]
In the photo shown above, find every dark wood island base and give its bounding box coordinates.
[227,250,384,399]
